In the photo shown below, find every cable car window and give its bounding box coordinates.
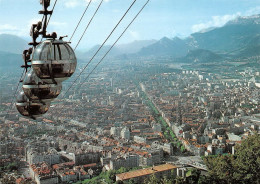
[33,42,45,60]
[57,45,62,60]
[39,43,51,60]
[17,92,27,103]
[59,44,70,60]
[55,44,60,60]
[52,44,62,60]
[65,44,76,60]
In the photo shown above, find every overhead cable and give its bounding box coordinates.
[63,0,138,97]
[76,0,150,92]
[47,0,58,26]
[41,0,58,42]
[74,0,104,50]
[69,0,93,42]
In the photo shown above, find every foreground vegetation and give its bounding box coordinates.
[73,134,259,184]
[203,133,260,184]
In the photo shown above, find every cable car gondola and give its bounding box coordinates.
[22,69,62,102]
[13,0,148,119]
[31,39,77,84]
[14,0,78,119]
[16,91,50,118]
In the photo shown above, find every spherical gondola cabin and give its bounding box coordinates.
[22,69,62,102]
[16,91,50,118]
[31,39,77,84]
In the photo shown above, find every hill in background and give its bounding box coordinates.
[0,14,260,68]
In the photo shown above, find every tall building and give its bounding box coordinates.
[29,162,59,184]
[110,127,122,137]
[110,154,139,170]
[121,127,130,140]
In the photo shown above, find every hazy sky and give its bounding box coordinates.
[0,0,260,50]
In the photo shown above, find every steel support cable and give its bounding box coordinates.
[69,0,92,42]
[75,0,150,94]
[74,0,104,50]
[63,0,137,98]
[7,69,26,114]
[49,0,150,118]
[40,0,58,42]
[47,0,58,27]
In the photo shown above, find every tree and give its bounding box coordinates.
[127,178,136,184]
[147,174,159,184]
[0,174,16,184]
[116,181,124,184]
[186,168,201,184]
[203,133,260,184]
[204,155,235,183]
[212,110,222,119]
[232,133,260,183]
[161,175,172,184]
[198,175,212,184]
[177,142,181,148]
[116,167,128,174]
[174,176,186,184]
[181,145,185,153]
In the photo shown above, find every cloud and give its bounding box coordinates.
[63,0,111,8]
[0,19,43,37]
[28,18,42,26]
[49,21,67,26]
[0,24,18,31]
[0,24,28,36]
[192,13,241,33]
[64,0,80,8]
[48,21,68,35]
[128,30,140,40]
[112,9,120,13]
[191,6,260,33]
[245,6,260,16]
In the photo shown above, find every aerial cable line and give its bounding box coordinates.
[63,0,137,98]
[69,0,93,42]
[7,69,26,114]
[50,0,150,118]
[40,0,58,42]
[75,0,150,93]
[74,0,104,50]
[47,0,58,27]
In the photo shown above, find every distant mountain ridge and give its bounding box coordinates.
[1,14,260,66]
[179,49,223,63]
[137,37,190,58]
[0,34,28,54]
[117,40,157,54]
[0,50,22,67]
[225,14,260,26]
[135,14,260,60]
[76,39,157,60]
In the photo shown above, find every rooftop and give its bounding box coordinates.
[116,164,177,181]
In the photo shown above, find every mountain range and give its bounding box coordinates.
[77,14,260,62]
[135,14,260,61]
[76,39,157,60]
[0,34,28,54]
[1,14,260,67]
